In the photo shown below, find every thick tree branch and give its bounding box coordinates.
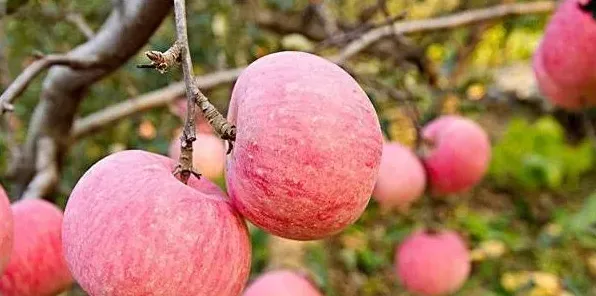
[11,0,172,199]
[72,68,242,139]
[0,54,102,114]
[331,1,555,64]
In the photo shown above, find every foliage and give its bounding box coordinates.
[489,116,594,192]
[2,0,596,295]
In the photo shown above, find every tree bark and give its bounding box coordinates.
[10,0,172,199]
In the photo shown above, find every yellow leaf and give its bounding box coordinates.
[480,240,506,258]
[281,34,315,52]
[466,83,486,101]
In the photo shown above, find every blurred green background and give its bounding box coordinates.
[2,0,595,295]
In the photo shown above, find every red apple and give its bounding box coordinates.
[0,185,12,274]
[226,51,383,240]
[62,150,251,296]
[0,199,73,296]
[243,270,322,296]
[372,143,426,211]
[533,0,596,110]
[168,131,226,181]
[421,115,490,196]
[395,230,471,296]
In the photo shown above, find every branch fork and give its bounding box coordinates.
[139,0,236,184]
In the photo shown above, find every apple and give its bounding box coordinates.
[62,150,251,296]
[372,143,426,211]
[243,270,322,296]
[168,131,226,181]
[533,0,596,110]
[421,115,490,196]
[226,51,383,240]
[0,184,12,274]
[0,199,73,296]
[395,230,471,296]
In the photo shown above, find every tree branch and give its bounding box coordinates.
[172,0,198,184]
[310,0,339,37]
[71,68,242,139]
[9,0,172,199]
[0,54,102,114]
[330,1,555,64]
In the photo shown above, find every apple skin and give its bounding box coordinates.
[421,115,490,196]
[62,150,251,296]
[242,270,322,296]
[0,184,13,274]
[0,199,73,296]
[226,51,383,240]
[395,230,471,296]
[372,143,426,211]
[168,131,226,181]
[533,0,596,110]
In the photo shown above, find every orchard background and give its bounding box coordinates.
[1,0,596,295]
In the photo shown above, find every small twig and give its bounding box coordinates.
[65,13,95,40]
[330,1,555,64]
[359,0,388,23]
[0,53,102,114]
[137,41,182,73]
[318,12,406,49]
[364,77,424,147]
[310,0,339,37]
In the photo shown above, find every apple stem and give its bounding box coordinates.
[171,0,199,184]
[172,0,235,149]
[137,0,237,183]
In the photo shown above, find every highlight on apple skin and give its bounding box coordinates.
[226,51,383,240]
[0,199,73,296]
[372,142,426,211]
[62,150,251,296]
[421,115,490,196]
[168,130,226,181]
[0,184,13,275]
[533,0,596,110]
[395,229,471,296]
[242,270,322,296]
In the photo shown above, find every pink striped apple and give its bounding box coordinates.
[533,0,596,110]
[0,199,73,296]
[243,270,322,296]
[395,230,471,296]
[226,51,383,240]
[0,184,12,274]
[373,143,426,211]
[62,150,251,296]
[421,115,490,196]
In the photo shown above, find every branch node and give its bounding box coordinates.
[138,41,182,74]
